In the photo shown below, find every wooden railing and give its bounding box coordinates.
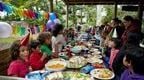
[0,49,11,75]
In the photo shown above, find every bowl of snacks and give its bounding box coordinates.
[45,59,67,71]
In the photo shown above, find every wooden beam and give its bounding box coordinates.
[63,0,143,5]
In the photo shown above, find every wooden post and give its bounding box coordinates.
[80,6,82,24]
[49,0,53,12]
[56,0,58,5]
[138,3,143,22]
[73,6,76,27]
[114,2,117,18]
[66,4,69,28]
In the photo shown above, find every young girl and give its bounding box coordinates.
[29,40,48,70]
[108,38,121,69]
[52,24,66,57]
[7,40,30,77]
[121,47,144,80]
[37,32,52,58]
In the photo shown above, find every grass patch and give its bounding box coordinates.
[0,37,18,44]
[0,37,19,50]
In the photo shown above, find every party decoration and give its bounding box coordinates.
[0,2,50,20]
[0,2,4,11]
[112,28,118,38]
[43,24,47,32]
[46,20,55,30]
[3,4,13,13]
[54,19,61,24]
[20,26,26,36]
[49,13,56,21]
[0,22,12,38]
[44,12,49,19]
[20,33,30,46]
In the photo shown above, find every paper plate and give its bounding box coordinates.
[67,56,87,68]
[46,71,91,80]
[90,69,115,80]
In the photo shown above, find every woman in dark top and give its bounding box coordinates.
[121,16,141,45]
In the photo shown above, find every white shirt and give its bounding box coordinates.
[52,34,66,52]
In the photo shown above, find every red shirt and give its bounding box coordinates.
[7,59,29,77]
[29,51,47,70]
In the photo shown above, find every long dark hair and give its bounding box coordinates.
[111,38,122,49]
[52,24,64,37]
[10,40,21,60]
[125,47,144,75]
[29,40,40,53]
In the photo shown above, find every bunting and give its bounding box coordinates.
[0,2,49,19]
[12,24,45,36]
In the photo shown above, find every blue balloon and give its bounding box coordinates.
[49,13,56,22]
[46,20,55,30]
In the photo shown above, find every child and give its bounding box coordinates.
[37,32,52,58]
[108,38,121,69]
[52,24,66,57]
[7,40,30,77]
[29,40,48,70]
[121,47,144,80]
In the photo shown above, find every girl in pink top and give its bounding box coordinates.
[108,38,121,69]
[7,40,30,77]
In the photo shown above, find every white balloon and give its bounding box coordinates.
[0,22,12,38]
[54,19,61,24]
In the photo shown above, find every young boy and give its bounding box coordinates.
[121,47,144,80]
[29,40,48,70]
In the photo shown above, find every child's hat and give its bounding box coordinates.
[112,28,118,38]
[20,33,30,46]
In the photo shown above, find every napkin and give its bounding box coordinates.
[80,64,95,74]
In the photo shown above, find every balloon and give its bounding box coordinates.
[46,20,55,30]
[0,22,12,38]
[54,19,61,24]
[49,13,56,21]
[0,2,4,11]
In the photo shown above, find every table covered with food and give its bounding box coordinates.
[25,40,115,80]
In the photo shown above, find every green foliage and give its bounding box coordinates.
[101,5,114,24]
[101,5,137,24]
[84,5,97,26]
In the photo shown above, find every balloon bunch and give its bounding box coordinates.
[46,13,61,31]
